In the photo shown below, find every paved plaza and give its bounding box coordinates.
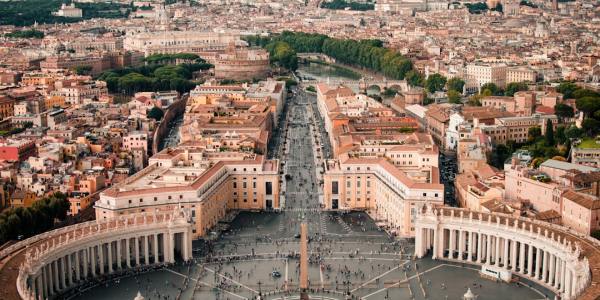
[71,88,554,300]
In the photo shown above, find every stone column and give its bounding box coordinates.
[542,250,549,282]
[495,236,501,267]
[535,247,542,279]
[126,238,131,267]
[75,250,81,281]
[564,268,572,298]
[486,234,493,264]
[477,232,483,263]
[415,227,424,258]
[560,262,567,293]
[154,234,159,263]
[169,233,176,263]
[554,258,562,290]
[511,239,517,270]
[468,231,473,262]
[37,274,43,300]
[432,228,439,259]
[90,246,96,277]
[116,238,122,270]
[527,245,534,276]
[518,242,525,273]
[502,238,509,268]
[135,237,140,266]
[458,230,464,260]
[448,229,455,259]
[82,248,88,279]
[549,254,556,287]
[66,254,72,286]
[52,260,59,292]
[60,257,66,290]
[107,241,114,273]
[184,231,192,261]
[99,244,105,275]
[144,235,150,265]
[162,233,171,263]
[42,265,48,298]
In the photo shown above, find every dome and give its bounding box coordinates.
[134,291,145,300]
[463,288,476,300]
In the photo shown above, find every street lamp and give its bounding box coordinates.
[258,280,262,296]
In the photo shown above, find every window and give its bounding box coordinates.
[243,182,247,189]
[266,182,273,195]
[233,182,237,189]
[168,196,172,200]
[128,200,132,204]
[422,193,427,197]
[332,181,339,194]
[253,182,256,188]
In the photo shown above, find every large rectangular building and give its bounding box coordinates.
[323,158,443,237]
[96,149,280,238]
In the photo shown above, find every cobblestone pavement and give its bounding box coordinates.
[71,88,553,300]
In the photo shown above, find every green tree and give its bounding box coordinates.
[556,81,579,99]
[405,70,424,87]
[564,125,583,140]
[528,126,541,142]
[320,0,375,10]
[572,89,600,99]
[576,97,600,118]
[5,29,44,39]
[73,65,93,75]
[266,41,298,70]
[447,77,465,92]
[582,118,600,136]
[489,144,510,169]
[480,82,502,96]
[447,89,462,104]
[147,107,164,121]
[505,82,528,96]
[545,121,555,146]
[425,73,447,93]
[555,125,566,144]
[554,103,574,121]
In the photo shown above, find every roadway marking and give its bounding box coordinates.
[350,262,407,293]
[164,268,247,299]
[285,258,289,291]
[204,266,258,293]
[360,264,445,299]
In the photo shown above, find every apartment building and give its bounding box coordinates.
[571,139,600,168]
[323,158,443,237]
[506,66,537,84]
[478,114,558,144]
[96,149,280,237]
[466,63,507,89]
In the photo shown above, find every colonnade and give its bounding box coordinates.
[17,210,193,300]
[414,206,592,300]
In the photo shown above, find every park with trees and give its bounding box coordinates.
[244,31,414,80]
[0,192,70,244]
[320,0,375,11]
[96,60,212,96]
[0,0,132,26]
